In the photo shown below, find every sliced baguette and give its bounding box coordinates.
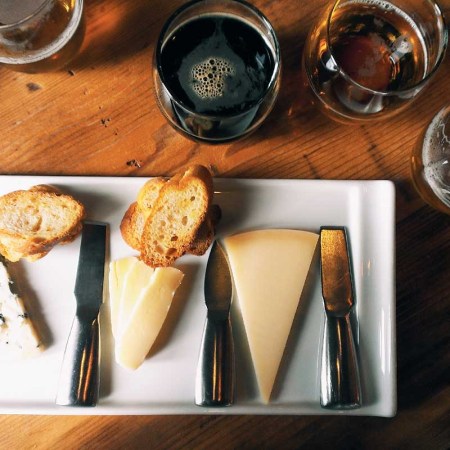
[120,202,145,251]
[136,177,166,210]
[140,165,213,267]
[0,187,85,262]
[120,169,218,260]
[120,177,166,250]
[188,204,221,256]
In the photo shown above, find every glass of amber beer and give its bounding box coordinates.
[0,0,84,73]
[303,0,448,123]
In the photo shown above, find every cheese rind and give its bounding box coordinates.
[224,229,319,403]
[0,260,42,359]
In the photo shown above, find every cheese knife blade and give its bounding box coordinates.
[56,221,107,407]
[195,240,235,407]
[320,226,361,409]
[204,240,233,320]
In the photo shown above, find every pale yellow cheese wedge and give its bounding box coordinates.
[108,256,138,338]
[224,229,319,404]
[115,265,184,370]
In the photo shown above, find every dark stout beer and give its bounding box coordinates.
[158,13,277,141]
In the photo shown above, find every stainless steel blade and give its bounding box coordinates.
[56,220,107,407]
[320,227,354,316]
[204,240,233,319]
[74,221,107,313]
[319,226,361,409]
[196,240,234,407]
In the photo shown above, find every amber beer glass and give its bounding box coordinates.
[303,0,447,123]
[0,0,84,73]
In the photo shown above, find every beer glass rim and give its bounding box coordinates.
[325,0,448,97]
[0,0,55,30]
[154,0,281,121]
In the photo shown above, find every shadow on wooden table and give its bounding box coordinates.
[69,0,186,69]
[394,178,450,411]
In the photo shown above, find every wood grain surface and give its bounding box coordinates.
[0,0,449,449]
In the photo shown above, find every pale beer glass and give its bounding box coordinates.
[0,0,84,73]
[302,0,447,123]
[411,105,450,215]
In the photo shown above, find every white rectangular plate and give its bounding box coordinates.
[0,176,396,416]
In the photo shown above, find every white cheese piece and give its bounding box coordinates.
[109,256,137,338]
[110,256,184,370]
[224,229,319,404]
[0,260,42,359]
[109,256,155,339]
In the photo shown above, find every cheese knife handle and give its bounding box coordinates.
[55,314,100,407]
[195,315,235,407]
[320,313,361,409]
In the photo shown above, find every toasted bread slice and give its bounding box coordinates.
[0,186,85,262]
[140,165,213,267]
[136,177,166,211]
[120,202,145,250]
[188,204,221,256]
[121,172,218,258]
[120,178,166,250]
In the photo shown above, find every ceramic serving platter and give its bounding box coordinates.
[0,176,396,416]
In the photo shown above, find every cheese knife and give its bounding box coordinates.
[56,221,107,407]
[320,226,361,409]
[195,240,235,407]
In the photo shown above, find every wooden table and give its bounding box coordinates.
[1,0,449,448]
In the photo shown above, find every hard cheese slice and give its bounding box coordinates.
[224,229,319,403]
[110,256,184,370]
[116,258,155,339]
[0,260,42,359]
[109,256,139,338]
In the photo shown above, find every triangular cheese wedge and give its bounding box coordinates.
[224,229,319,403]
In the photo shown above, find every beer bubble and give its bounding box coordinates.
[191,57,235,99]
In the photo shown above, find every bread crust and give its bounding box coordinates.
[0,186,85,262]
[120,177,167,251]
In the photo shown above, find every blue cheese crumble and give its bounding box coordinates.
[0,261,42,358]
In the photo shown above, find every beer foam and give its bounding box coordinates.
[191,57,235,99]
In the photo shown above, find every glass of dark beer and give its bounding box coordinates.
[303,0,448,123]
[0,0,84,73]
[153,0,281,143]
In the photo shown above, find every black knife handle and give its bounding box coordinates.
[56,314,100,406]
[320,313,361,409]
[195,315,235,407]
